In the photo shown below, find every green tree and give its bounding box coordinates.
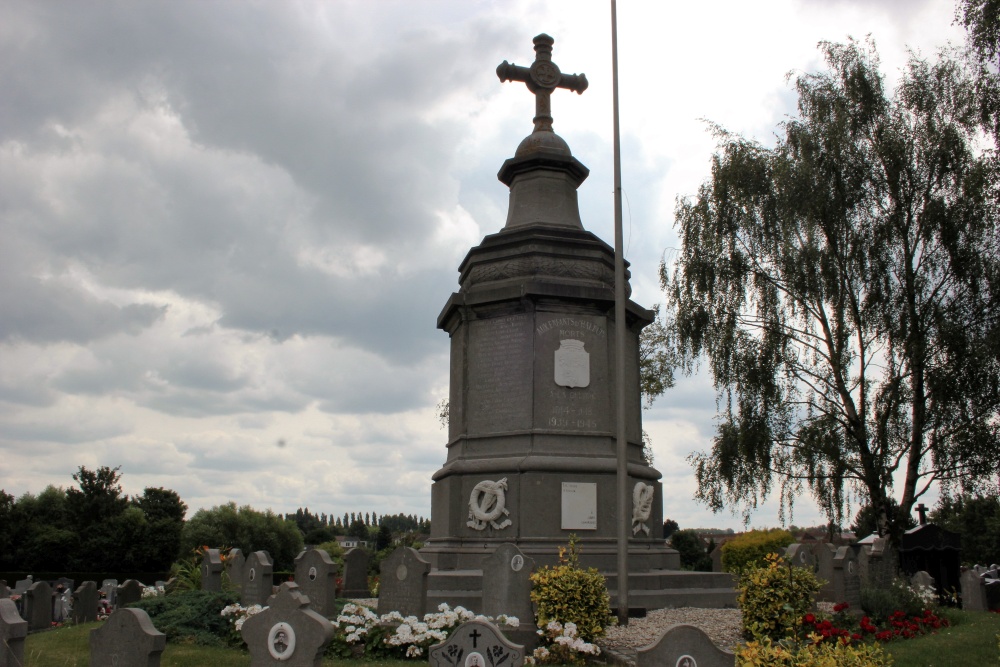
[931,493,1000,565]
[347,518,368,541]
[375,522,393,551]
[134,487,187,571]
[181,502,304,571]
[662,518,680,540]
[669,529,712,571]
[65,466,133,571]
[663,40,1000,542]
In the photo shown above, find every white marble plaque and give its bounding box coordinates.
[561,482,597,530]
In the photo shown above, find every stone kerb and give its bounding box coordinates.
[636,623,736,667]
[428,619,524,667]
[481,543,536,649]
[241,582,334,667]
[23,580,53,631]
[90,608,166,666]
[341,547,370,598]
[202,548,225,592]
[117,578,145,608]
[243,551,275,607]
[294,548,339,618]
[378,547,430,617]
[72,581,99,624]
[228,548,246,594]
[0,598,28,667]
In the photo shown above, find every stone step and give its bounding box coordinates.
[603,570,736,591]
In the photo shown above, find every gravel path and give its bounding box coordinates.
[599,608,744,653]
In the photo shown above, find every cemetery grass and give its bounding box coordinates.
[22,622,414,667]
[883,609,1000,667]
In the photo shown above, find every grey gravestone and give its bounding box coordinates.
[709,543,724,573]
[228,548,246,594]
[242,551,275,607]
[12,578,31,596]
[341,548,370,598]
[294,548,339,618]
[866,537,897,589]
[481,543,534,622]
[814,543,837,602]
[428,619,524,667]
[960,569,987,611]
[242,582,333,667]
[637,624,736,667]
[0,581,8,599]
[117,579,144,607]
[55,577,74,592]
[202,548,224,592]
[0,598,27,667]
[832,546,862,613]
[100,579,119,607]
[910,570,935,591]
[90,608,166,667]
[378,547,430,617]
[785,543,818,572]
[23,580,53,631]
[54,588,71,623]
[73,581,99,624]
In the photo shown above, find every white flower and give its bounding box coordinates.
[406,645,424,658]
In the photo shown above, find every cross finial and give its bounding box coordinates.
[497,34,588,133]
[916,503,928,525]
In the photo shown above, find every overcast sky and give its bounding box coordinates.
[1,0,965,530]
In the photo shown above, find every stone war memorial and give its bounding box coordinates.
[416,34,736,613]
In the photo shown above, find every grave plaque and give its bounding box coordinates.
[23,581,52,631]
[73,581,99,624]
[294,548,339,618]
[341,548,370,598]
[90,608,166,667]
[428,619,524,667]
[561,482,597,530]
[0,598,27,667]
[378,547,430,617]
[637,624,735,667]
[242,582,334,667]
[242,551,274,607]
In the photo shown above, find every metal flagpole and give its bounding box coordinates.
[611,0,629,626]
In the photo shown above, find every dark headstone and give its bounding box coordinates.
[378,547,430,617]
[201,548,224,592]
[785,543,817,571]
[228,548,246,594]
[428,619,524,667]
[341,547,370,598]
[23,580,53,631]
[294,548,339,618]
[100,579,119,607]
[242,550,274,607]
[242,582,334,666]
[73,581,99,624]
[0,598,28,667]
[984,579,1000,611]
[637,624,735,667]
[814,543,838,602]
[90,608,166,666]
[832,546,862,613]
[117,579,144,607]
[481,543,534,622]
[0,581,8,599]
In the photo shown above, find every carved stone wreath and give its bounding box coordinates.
[632,482,654,536]
[467,478,512,531]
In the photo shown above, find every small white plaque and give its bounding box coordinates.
[561,482,597,530]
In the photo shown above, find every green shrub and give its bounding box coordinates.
[860,577,926,625]
[670,529,713,571]
[722,528,795,573]
[737,553,823,641]
[736,637,892,666]
[529,535,614,642]
[130,589,240,646]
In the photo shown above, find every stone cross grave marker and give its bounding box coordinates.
[341,547,370,598]
[90,608,166,667]
[202,548,224,592]
[242,582,334,667]
[0,598,28,667]
[294,548,339,618]
[23,580,52,631]
[428,619,524,667]
[832,546,862,613]
[378,547,430,617]
[496,34,588,134]
[482,543,534,622]
[117,579,144,607]
[636,623,735,667]
[228,548,246,594]
[243,550,274,607]
[72,581,99,624]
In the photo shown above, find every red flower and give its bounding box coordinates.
[833,602,849,612]
[803,613,816,624]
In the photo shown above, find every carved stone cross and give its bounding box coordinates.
[497,34,588,133]
[916,503,928,525]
